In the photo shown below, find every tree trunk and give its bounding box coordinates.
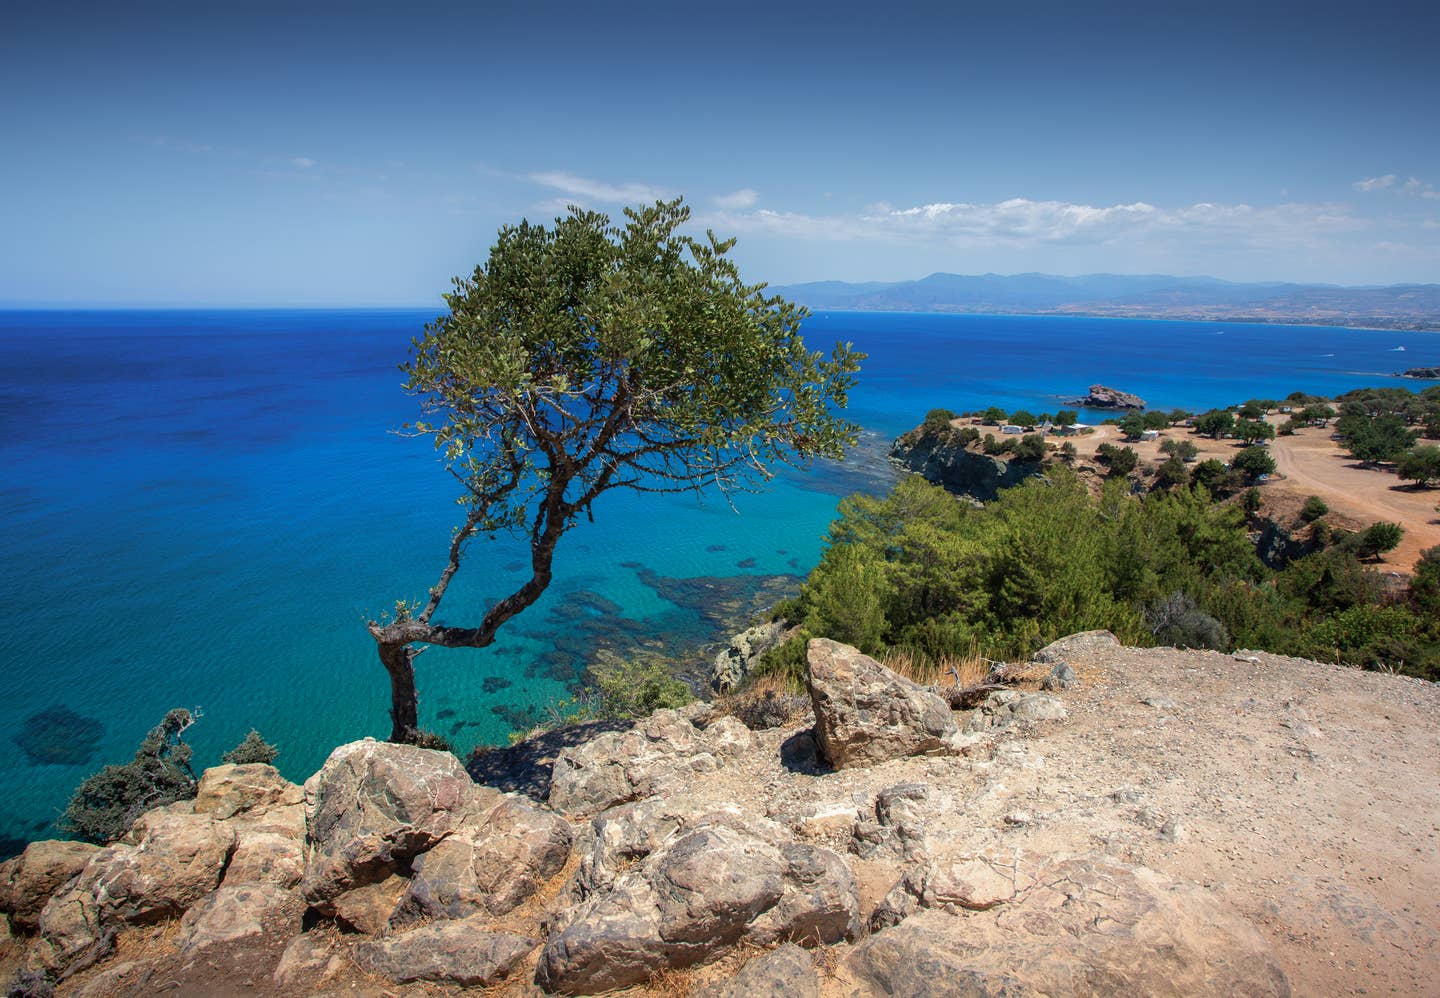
[379,642,420,743]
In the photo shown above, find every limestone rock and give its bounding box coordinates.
[697,943,819,998]
[711,620,792,693]
[398,794,573,921]
[176,883,303,952]
[537,814,859,994]
[223,832,304,888]
[273,934,345,990]
[870,853,1027,929]
[353,921,535,987]
[805,639,958,769]
[0,840,99,933]
[1032,629,1119,664]
[90,809,237,923]
[847,855,1290,997]
[964,689,1068,733]
[193,763,302,821]
[300,738,494,913]
[549,709,726,815]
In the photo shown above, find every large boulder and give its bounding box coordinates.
[300,738,494,913]
[397,794,573,921]
[0,840,99,933]
[193,763,302,821]
[847,855,1290,997]
[90,809,237,924]
[805,639,958,769]
[354,920,535,987]
[549,710,731,815]
[711,620,792,693]
[537,814,858,995]
[223,832,304,889]
[174,883,303,953]
[1032,629,1119,664]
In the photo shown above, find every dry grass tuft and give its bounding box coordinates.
[882,643,990,689]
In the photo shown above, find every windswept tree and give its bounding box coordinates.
[368,200,863,742]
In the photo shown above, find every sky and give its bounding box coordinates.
[2,0,1438,305]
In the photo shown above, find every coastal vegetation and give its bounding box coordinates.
[367,198,862,744]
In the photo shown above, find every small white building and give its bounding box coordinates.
[1140,429,1160,442]
[1000,424,1025,435]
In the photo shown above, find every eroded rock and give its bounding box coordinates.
[696,942,819,998]
[549,710,730,815]
[193,763,302,821]
[354,920,535,987]
[805,639,958,769]
[712,620,793,693]
[1033,629,1119,664]
[963,689,1068,733]
[175,883,303,953]
[0,840,99,933]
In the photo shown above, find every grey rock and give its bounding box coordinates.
[852,784,935,859]
[273,934,345,990]
[805,639,958,769]
[848,855,1290,997]
[1142,695,1178,709]
[90,809,237,924]
[354,920,535,987]
[300,738,494,914]
[398,794,573,921]
[175,883,303,953]
[697,943,819,998]
[1041,661,1078,691]
[890,430,1044,502]
[566,799,688,908]
[537,814,858,995]
[549,709,731,815]
[0,840,99,933]
[1032,630,1119,664]
[963,690,1068,733]
[712,620,793,693]
[870,853,1026,930]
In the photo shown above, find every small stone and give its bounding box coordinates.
[1161,818,1186,842]
[1141,696,1178,709]
[1041,661,1077,691]
[1004,811,1031,827]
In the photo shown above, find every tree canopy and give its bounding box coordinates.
[368,199,863,742]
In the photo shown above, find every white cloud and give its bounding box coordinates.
[1353,174,1396,192]
[713,188,759,209]
[291,157,317,169]
[700,196,1366,254]
[526,171,671,205]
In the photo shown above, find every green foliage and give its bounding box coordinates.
[221,730,279,766]
[1147,592,1228,650]
[981,406,1007,425]
[1160,438,1199,461]
[982,433,1004,455]
[1341,521,1404,561]
[411,730,453,751]
[1154,455,1189,490]
[1336,412,1418,464]
[1142,411,1171,431]
[1232,446,1276,480]
[61,709,198,845]
[1301,495,1329,522]
[1190,458,1241,497]
[1234,418,1276,444]
[1395,445,1440,487]
[1059,441,1077,462]
[1013,433,1047,462]
[1096,442,1138,476]
[1118,413,1146,440]
[1240,487,1263,516]
[1054,409,1078,427]
[955,426,980,446]
[1411,546,1440,618]
[924,408,957,433]
[588,655,695,720]
[1193,410,1235,439]
[1008,410,1038,428]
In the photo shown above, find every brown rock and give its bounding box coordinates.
[353,920,535,987]
[0,839,99,933]
[696,943,819,998]
[805,638,958,769]
[193,763,302,820]
[333,873,409,934]
[175,883,303,953]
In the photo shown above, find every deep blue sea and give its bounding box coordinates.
[2,308,1436,851]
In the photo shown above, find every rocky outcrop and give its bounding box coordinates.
[1069,383,1147,409]
[0,840,98,933]
[548,709,751,815]
[1399,366,1440,379]
[696,943,819,998]
[849,854,1291,997]
[889,427,1042,501]
[711,620,793,693]
[805,638,959,768]
[175,883,304,953]
[1033,628,1119,664]
[353,921,536,987]
[536,813,859,994]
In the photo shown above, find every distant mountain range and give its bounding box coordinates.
[768,273,1440,331]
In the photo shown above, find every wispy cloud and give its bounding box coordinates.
[713,188,759,209]
[1353,174,1439,199]
[291,157,317,169]
[700,196,1366,253]
[526,170,671,205]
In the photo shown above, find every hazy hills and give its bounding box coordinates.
[769,273,1440,331]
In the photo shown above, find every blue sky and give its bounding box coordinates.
[3,0,1438,305]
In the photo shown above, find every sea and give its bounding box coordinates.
[2,308,1436,852]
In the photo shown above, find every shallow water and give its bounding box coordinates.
[1,308,1434,848]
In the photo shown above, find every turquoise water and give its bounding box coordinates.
[2,308,1435,851]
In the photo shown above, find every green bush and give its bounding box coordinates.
[589,654,695,720]
[61,709,199,845]
[1232,446,1276,480]
[924,408,957,433]
[1013,433,1047,462]
[1147,592,1229,650]
[1301,495,1329,522]
[221,729,279,766]
[1096,442,1138,476]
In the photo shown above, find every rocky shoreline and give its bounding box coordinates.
[1066,383,1147,409]
[4,632,1438,996]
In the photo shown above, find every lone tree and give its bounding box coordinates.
[368,199,863,742]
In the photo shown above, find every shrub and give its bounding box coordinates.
[589,654,694,719]
[956,426,980,446]
[1232,446,1276,480]
[411,729,453,751]
[1160,438,1199,461]
[981,406,1006,425]
[1241,487,1263,516]
[1013,433,1047,462]
[1154,456,1189,490]
[1118,413,1146,440]
[1342,521,1404,561]
[982,433,1003,455]
[1059,441,1077,462]
[61,709,199,845]
[1301,496,1329,522]
[222,729,280,766]
[1008,410,1038,428]
[1147,592,1229,650]
[924,408,957,433]
[1396,445,1440,487]
[1096,442,1138,476]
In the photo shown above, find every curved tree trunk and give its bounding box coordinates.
[379,641,420,743]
